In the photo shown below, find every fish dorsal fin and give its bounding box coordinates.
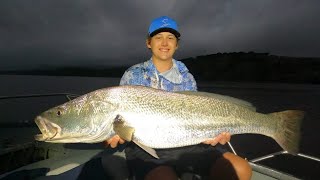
[176,91,256,111]
[112,115,159,159]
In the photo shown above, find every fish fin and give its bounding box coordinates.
[112,115,159,159]
[113,115,135,141]
[176,91,256,111]
[133,140,159,159]
[270,110,304,155]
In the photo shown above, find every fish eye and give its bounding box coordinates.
[57,110,62,116]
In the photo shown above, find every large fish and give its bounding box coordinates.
[34,85,304,158]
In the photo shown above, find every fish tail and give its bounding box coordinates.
[270,110,304,155]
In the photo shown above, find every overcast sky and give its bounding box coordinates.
[1,0,319,70]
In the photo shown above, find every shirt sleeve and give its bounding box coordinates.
[119,66,144,86]
[119,70,131,85]
[184,73,198,91]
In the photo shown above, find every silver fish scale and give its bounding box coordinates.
[106,86,277,149]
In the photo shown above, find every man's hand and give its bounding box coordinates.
[105,135,125,148]
[202,132,231,146]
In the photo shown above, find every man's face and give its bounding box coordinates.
[147,32,178,62]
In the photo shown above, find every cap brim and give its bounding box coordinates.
[149,28,181,38]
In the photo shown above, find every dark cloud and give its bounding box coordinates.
[0,0,319,70]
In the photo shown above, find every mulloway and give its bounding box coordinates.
[34,85,304,158]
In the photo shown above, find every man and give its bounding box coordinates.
[107,16,252,180]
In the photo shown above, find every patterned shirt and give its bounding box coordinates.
[119,59,197,92]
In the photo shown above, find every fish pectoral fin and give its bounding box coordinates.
[133,140,159,159]
[113,115,159,159]
[113,115,135,141]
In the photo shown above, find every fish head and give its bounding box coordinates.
[34,92,118,143]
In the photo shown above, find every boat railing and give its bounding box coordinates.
[227,141,320,162]
[227,139,319,180]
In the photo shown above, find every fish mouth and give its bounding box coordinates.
[34,116,61,141]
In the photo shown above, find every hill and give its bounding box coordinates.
[1,52,319,84]
[182,52,319,84]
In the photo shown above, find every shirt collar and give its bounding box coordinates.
[144,58,183,84]
[159,60,182,84]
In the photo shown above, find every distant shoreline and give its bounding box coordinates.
[1,52,319,84]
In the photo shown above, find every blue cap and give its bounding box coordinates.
[148,16,181,37]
